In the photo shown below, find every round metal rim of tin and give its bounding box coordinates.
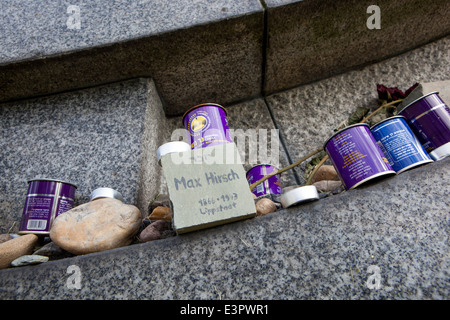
[347,170,395,190]
[280,185,319,208]
[27,178,78,188]
[90,187,123,202]
[397,91,440,114]
[323,123,370,151]
[370,115,407,130]
[157,141,191,163]
[182,103,228,124]
[245,163,279,178]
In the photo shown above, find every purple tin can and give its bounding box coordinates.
[183,103,233,149]
[19,179,77,235]
[246,164,283,198]
[324,124,396,190]
[398,91,450,160]
[371,116,433,174]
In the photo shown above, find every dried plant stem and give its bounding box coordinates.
[249,148,323,191]
[360,99,403,123]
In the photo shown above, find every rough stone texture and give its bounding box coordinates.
[0,0,264,115]
[50,198,142,255]
[266,36,450,183]
[0,78,166,233]
[0,157,447,299]
[264,0,450,94]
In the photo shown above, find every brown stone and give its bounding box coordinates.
[311,165,339,183]
[50,198,142,255]
[139,220,170,243]
[0,234,38,269]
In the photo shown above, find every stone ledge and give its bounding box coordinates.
[0,158,448,299]
[264,0,450,94]
[0,78,166,228]
[0,0,264,116]
[1,0,449,115]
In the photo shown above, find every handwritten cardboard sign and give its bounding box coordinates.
[160,143,256,234]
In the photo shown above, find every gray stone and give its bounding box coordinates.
[11,255,49,267]
[0,0,264,115]
[266,37,450,182]
[0,157,447,299]
[263,0,450,94]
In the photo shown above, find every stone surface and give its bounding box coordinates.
[49,198,142,255]
[264,0,450,94]
[0,234,38,269]
[11,255,49,267]
[266,37,450,182]
[0,0,264,115]
[0,78,166,233]
[148,206,172,221]
[0,157,447,299]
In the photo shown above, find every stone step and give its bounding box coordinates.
[0,157,448,299]
[1,0,449,115]
[0,12,449,299]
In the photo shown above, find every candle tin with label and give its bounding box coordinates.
[398,91,450,160]
[246,164,283,198]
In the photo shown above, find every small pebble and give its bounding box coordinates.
[11,255,49,267]
[139,220,170,243]
[149,206,172,221]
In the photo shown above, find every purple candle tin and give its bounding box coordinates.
[183,103,233,149]
[19,179,77,235]
[324,124,395,190]
[246,164,283,198]
[398,91,450,160]
[371,116,433,174]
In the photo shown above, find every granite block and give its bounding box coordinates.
[0,78,167,233]
[266,37,450,183]
[264,0,450,94]
[0,155,447,300]
[0,0,264,116]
